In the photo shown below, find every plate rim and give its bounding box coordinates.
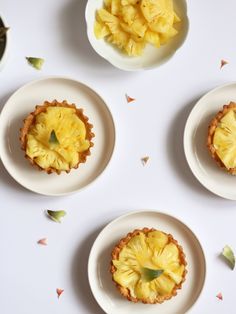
[88,209,207,314]
[183,81,236,200]
[0,76,116,196]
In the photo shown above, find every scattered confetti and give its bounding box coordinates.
[141,156,149,166]
[222,245,235,270]
[46,210,66,223]
[26,57,44,70]
[216,292,223,300]
[56,288,64,299]
[37,238,48,246]
[126,94,135,103]
[220,59,228,69]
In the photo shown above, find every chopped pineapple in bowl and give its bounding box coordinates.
[85,0,188,71]
[110,227,187,303]
[20,100,94,174]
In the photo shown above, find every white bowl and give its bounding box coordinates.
[0,15,9,71]
[85,0,189,71]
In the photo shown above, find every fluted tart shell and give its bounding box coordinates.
[110,227,187,304]
[20,100,94,174]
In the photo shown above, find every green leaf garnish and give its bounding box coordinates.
[46,210,66,223]
[49,130,59,145]
[0,27,9,40]
[141,267,164,282]
[26,57,44,70]
[222,245,235,270]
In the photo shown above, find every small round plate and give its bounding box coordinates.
[88,210,206,314]
[184,82,236,200]
[0,77,115,196]
[85,0,189,71]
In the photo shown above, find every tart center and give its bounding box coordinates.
[213,109,236,169]
[26,107,90,171]
[112,230,185,301]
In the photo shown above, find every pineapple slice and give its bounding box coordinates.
[125,38,145,56]
[213,109,236,169]
[104,0,112,9]
[107,30,129,49]
[111,0,121,15]
[26,107,90,171]
[111,229,186,302]
[145,30,160,47]
[97,8,121,36]
[140,0,167,22]
[94,20,110,39]
[121,5,138,25]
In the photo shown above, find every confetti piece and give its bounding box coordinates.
[141,156,149,166]
[126,94,135,103]
[56,288,64,299]
[220,59,228,69]
[46,210,66,223]
[37,238,48,246]
[216,292,223,300]
[222,245,235,270]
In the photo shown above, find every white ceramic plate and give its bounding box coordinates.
[85,0,189,71]
[0,77,115,196]
[184,82,236,200]
[88,210,206,314]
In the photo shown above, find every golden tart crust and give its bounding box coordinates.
[207,102,236,175]
[110,228,187,304]
[20,100,94,174]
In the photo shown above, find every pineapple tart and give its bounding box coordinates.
[94,0,181,57]
[207,102,236,175]
[20,100,94,174]
[111,228,187,304]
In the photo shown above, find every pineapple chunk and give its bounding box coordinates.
[121,5,138,25]
[145,30,160,47]
[107,30,129,49]
[140,0,166,22]
[160,26,178,44]
[104,0,112,9]
[111,0,121,15]
[94,20,110,39]
[125,38,145,56]
[213,110,236,169]
[174,12,181,23]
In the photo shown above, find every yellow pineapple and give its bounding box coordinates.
[125,38,145,56]
[121,5,138,25]
[213,108,236,169]
[94,0,181,57]
[20,100,94,174]
[207,103,236,175]
[145,30,161,47]
[111,228,187,303]
[94,20,110,39]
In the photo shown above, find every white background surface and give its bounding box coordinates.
[0,0,236,313]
